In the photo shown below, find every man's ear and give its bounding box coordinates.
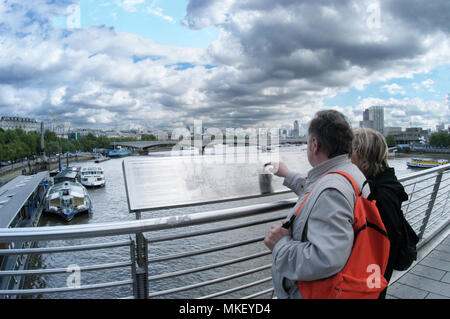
[311,137,319,154]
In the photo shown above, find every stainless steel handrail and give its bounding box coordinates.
[147,264,272,298]
[148,251,270,282]
[1,279,134,296]
[0,261,132,276]
[0,199,296,241]
[148,236,265,263]
[0,240,132,256]
[0,164,448,299]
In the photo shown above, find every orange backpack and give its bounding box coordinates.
[286,171,390,299]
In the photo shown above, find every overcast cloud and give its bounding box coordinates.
[0,0,448,131]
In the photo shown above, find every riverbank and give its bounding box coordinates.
[393,152,450,160]
[0,154,95,183]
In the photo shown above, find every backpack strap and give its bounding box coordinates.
[281,170,367,229]
[327,171,360,196]
[282,191,312,229]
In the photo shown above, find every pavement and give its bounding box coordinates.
[387,227,450,299]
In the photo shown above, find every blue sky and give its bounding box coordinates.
[325,65,450,107]
[52,0,220,48]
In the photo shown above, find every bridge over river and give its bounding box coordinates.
[111,137,307,153]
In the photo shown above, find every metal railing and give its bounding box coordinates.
[0,165,449,299]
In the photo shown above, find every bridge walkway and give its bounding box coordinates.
[387,224,450,299]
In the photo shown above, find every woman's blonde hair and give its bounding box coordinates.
[352,128,389,179]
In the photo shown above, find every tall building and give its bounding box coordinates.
[293,120,299,138]
[360,106,384,134]
[436,123,445,132]
[0,116,39,132]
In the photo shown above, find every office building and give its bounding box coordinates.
[0,116,39,132]
[360,106,384,134]
[436,123,445,132]
[293,120,299,138]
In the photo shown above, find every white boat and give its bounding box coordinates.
[43,167,92,221]
[407,158,449,169]
[79,166,106,187]
[94,155,110,163]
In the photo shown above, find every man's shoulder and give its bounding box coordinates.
[319,167,365,190]
[313,167,367,203]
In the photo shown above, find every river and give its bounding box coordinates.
[22,148,447,298]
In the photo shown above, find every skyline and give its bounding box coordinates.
[0,0,449,132]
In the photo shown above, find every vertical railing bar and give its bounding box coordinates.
[134,232,148,299]
[129,235,137,299]
[404,182,417,216]
[440,188,450,217]
[418,170,443,239]
[142,233,149,299]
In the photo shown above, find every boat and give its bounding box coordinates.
[94,154,110,163]
[79,166,106,187]
[108,148,131,157]
[0,171,50,295]
[407,158,449,169]
[43,167,92,221]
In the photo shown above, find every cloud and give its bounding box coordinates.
[0,0,449,131]
[117,0,146,13]
[421,79,435,92]
[382,83,406,95]
[384,0,450,34]
[181,0,450,127]
[350,97,449,129]
[146,1,176,24]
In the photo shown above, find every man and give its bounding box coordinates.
[264,110,369,299]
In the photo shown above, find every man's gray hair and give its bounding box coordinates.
[308,110,354,158]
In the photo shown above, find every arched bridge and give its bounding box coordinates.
[110,141,179,151]
[111,137,306,152]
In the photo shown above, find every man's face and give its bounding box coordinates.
[306,134,315,167]
[350,147,364,172]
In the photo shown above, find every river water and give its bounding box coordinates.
[22,148,446,298]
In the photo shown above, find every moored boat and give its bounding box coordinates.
[407,158,449,169]
[79,166,106,187]
[94,155,110,163]
[43,167,92,221]
[108,148,131,157]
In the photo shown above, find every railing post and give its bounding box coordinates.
[418,170,443,239]
[132,232,149,299]
[129,236,138,298]
[404,182,417,215]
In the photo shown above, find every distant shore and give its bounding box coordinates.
[390,151,450,160]
[0,154,95,183]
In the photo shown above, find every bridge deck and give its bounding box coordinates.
[387,225,450,299]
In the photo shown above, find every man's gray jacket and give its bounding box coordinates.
[271,155,369,298]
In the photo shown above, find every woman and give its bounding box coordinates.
[351,128,409,299]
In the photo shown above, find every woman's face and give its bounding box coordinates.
[350,148,363,171]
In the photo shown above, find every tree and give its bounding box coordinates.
[385,134,396,147]
[429,132,450,147]
[45,140,61,155]
[141,134,157,141]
